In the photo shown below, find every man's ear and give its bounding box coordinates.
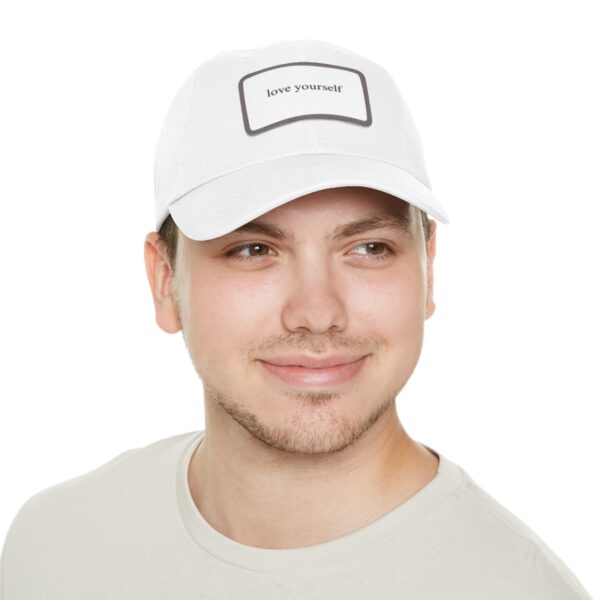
[425,220,437,320]
[143,232,182,333]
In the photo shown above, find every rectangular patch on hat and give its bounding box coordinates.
[239,62,372,136]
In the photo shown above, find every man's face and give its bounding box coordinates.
[146,186,437,455]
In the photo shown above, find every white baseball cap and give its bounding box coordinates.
[154,39,449,241]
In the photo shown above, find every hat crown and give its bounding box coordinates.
[153,40,448,240]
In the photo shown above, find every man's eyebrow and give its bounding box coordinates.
[230,211,413,243]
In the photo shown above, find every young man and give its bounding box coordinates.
[0,40,593,599]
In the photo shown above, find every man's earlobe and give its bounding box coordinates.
[143,232,182,334]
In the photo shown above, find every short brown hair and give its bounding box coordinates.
[158,211,180,271]
[158,205,432,273]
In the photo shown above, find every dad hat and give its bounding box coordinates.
[154,39,449,241]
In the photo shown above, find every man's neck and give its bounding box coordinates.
[187,421,439,550]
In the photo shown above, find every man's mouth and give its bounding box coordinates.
[258,355,368,387]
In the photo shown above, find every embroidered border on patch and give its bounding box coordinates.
[239,61,372,136]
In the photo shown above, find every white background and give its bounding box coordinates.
[1,1,598,596]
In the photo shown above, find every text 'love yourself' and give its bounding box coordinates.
[266,84,344,97]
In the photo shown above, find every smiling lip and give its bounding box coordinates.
[258,355,368,387]
[261,354,367,368]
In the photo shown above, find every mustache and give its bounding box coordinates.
[247,332,375,357]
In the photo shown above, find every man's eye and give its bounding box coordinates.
[352,242,394,260]
[224,241,394,262]
[224,243,275,261]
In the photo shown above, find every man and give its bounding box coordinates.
[0,39,593,599]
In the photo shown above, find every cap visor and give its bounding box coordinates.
[168,153,449,241]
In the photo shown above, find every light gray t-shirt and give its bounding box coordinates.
[0,430,593,599]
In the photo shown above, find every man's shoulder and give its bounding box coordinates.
[10,430,197,508]
[0,430,202,597]
[1,431,199,558]
[442,465,592,600]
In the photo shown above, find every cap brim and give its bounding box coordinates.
[168,153,450,241]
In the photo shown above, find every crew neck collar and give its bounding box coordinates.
[175,430,465,572]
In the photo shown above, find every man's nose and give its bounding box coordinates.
[279,259,348,334]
